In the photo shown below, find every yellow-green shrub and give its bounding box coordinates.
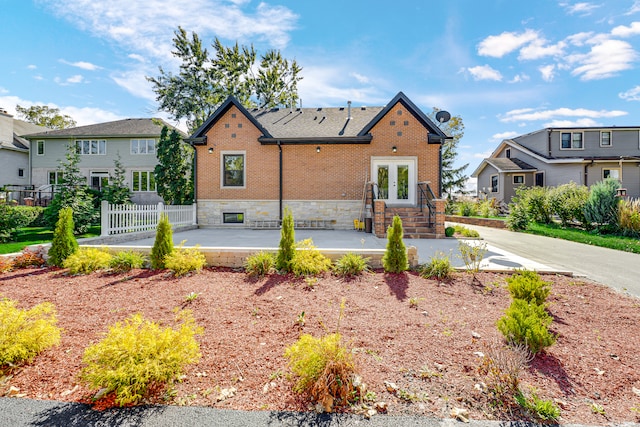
[164,245,207,277]
[63,247,113,274]
[420,252,455,281]
[290,239,331,277]
[332,253,370,277]
[506,270,551,306]
[110,250,146,273]
[80,311,202,406]
[618,198,640,237]
[284,332,358,411]
[0,298,61,367]
[245,251,276,277]
[497,299,556,354]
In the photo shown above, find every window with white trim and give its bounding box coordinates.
[76,139,106,155]
[131,139,156,154]
[37,140,45,155]
[513,174,524,184]
[490,175,498,193]
[600,131,612,147]
[603,168,620,180]
[561,132,583,150]
[49,171,64,185]
[132,171,156,192]
[221,151,245,188]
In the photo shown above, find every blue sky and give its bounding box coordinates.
[2,0,640,189]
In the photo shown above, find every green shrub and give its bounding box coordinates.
[456,198,477,217]
[454,224,479,237]
[583,178,621,230]
[515,389,561,422]
[497,299,556,354]
[245,251,276,277]
[618,198,640,237]
[506,201,530,231]
[506,270,551,306]
[284,332,358,411]
[420,252,454,281]
[548,182,589,226]
[478,199,498,218]
[0,298,61,368]
[290,239,331,277]
[63,247,113,274]
[164,244,207,277]
[276,207,295,272]
[80,311,202,406]
[47,207,79,267]
[332,253,370,276]
[0,205,43,242]
[382,215,408,273]
[12,247,47,268]
[150,213,173,270]
[444,226,455,237]
[110,250,146,273]
[521,186,552,224]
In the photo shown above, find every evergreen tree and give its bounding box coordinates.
[102,152,132,205]
[44,142,98,234]
[48,207,78,267]
[382,215,408,273]
[154,126,194,205]
[429,108,468,197]
[276,207,295,272]
[150,213,174,269]
[147,26,302,132]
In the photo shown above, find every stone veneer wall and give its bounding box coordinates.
[197,200,363,229]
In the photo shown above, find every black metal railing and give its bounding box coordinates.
[417,182,436,226]
[1,184,58,206]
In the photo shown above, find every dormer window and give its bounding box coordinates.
[561,132,583,150]
[600,131,612,147]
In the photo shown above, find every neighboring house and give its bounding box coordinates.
[187,92,449,237]
[25,118,185,205]
[0,108,46,193]
[472,127,640,203]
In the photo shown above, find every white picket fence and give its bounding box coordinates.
[100,200,197,236]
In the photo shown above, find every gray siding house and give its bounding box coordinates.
[473,127,640,202]
[25,118,186,204]
[0,109,46,193]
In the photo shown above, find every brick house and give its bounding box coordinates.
[187,92,449,238]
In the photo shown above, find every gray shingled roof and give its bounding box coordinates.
[485,157,537,172]
[24,118,184,139]
[250,105,384,139]
[0,118,46,151]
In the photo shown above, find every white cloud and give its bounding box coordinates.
[27,64,37,70]
[500,107,627,122]
[619,85,640,101]
[569,39,637,80]
[0,87,8,95]
[112,68,157,102]
[539,64,556,82]
[467,65,503,81]
[350,72,370,84]
[543,118,601,127]
[566,32,595,47]
[518,39,566,60]
[509,74,530,83]
[128,54,146,62]
[562,2,601,16]
[491,131,519,142]
[611,22,640,37]
[60,59,102,70]
[54,75,85,85]
[626,1,640,15]
[477,29,539,58]
[41,0,299,60]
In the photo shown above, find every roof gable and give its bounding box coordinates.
[358,92,448,141]
[190,97,271,139]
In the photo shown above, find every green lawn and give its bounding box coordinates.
[0,226,101,255]
[524,222,640,254]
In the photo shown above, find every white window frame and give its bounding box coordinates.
[130,139,156,155]
[512,174,524,185]
[600,131,612,147]
[37,140,45,156]
[131,170,157,192]
[490,174,498,193]
[560,132,584,150]
[602,168,620,180]
[220,150,246,189]
[76,139,106,155]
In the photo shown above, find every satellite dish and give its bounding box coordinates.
[435,110,451,124]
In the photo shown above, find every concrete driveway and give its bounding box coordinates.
[452,223,640,298]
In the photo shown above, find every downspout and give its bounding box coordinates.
[584,160,593,185]
[438,144,443,198]
[278,141,283,221]
[547,129,552,157]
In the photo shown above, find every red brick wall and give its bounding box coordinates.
[196,102,441,201]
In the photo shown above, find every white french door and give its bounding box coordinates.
[372,158,416,205]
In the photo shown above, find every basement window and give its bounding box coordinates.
[223,213,244,224]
